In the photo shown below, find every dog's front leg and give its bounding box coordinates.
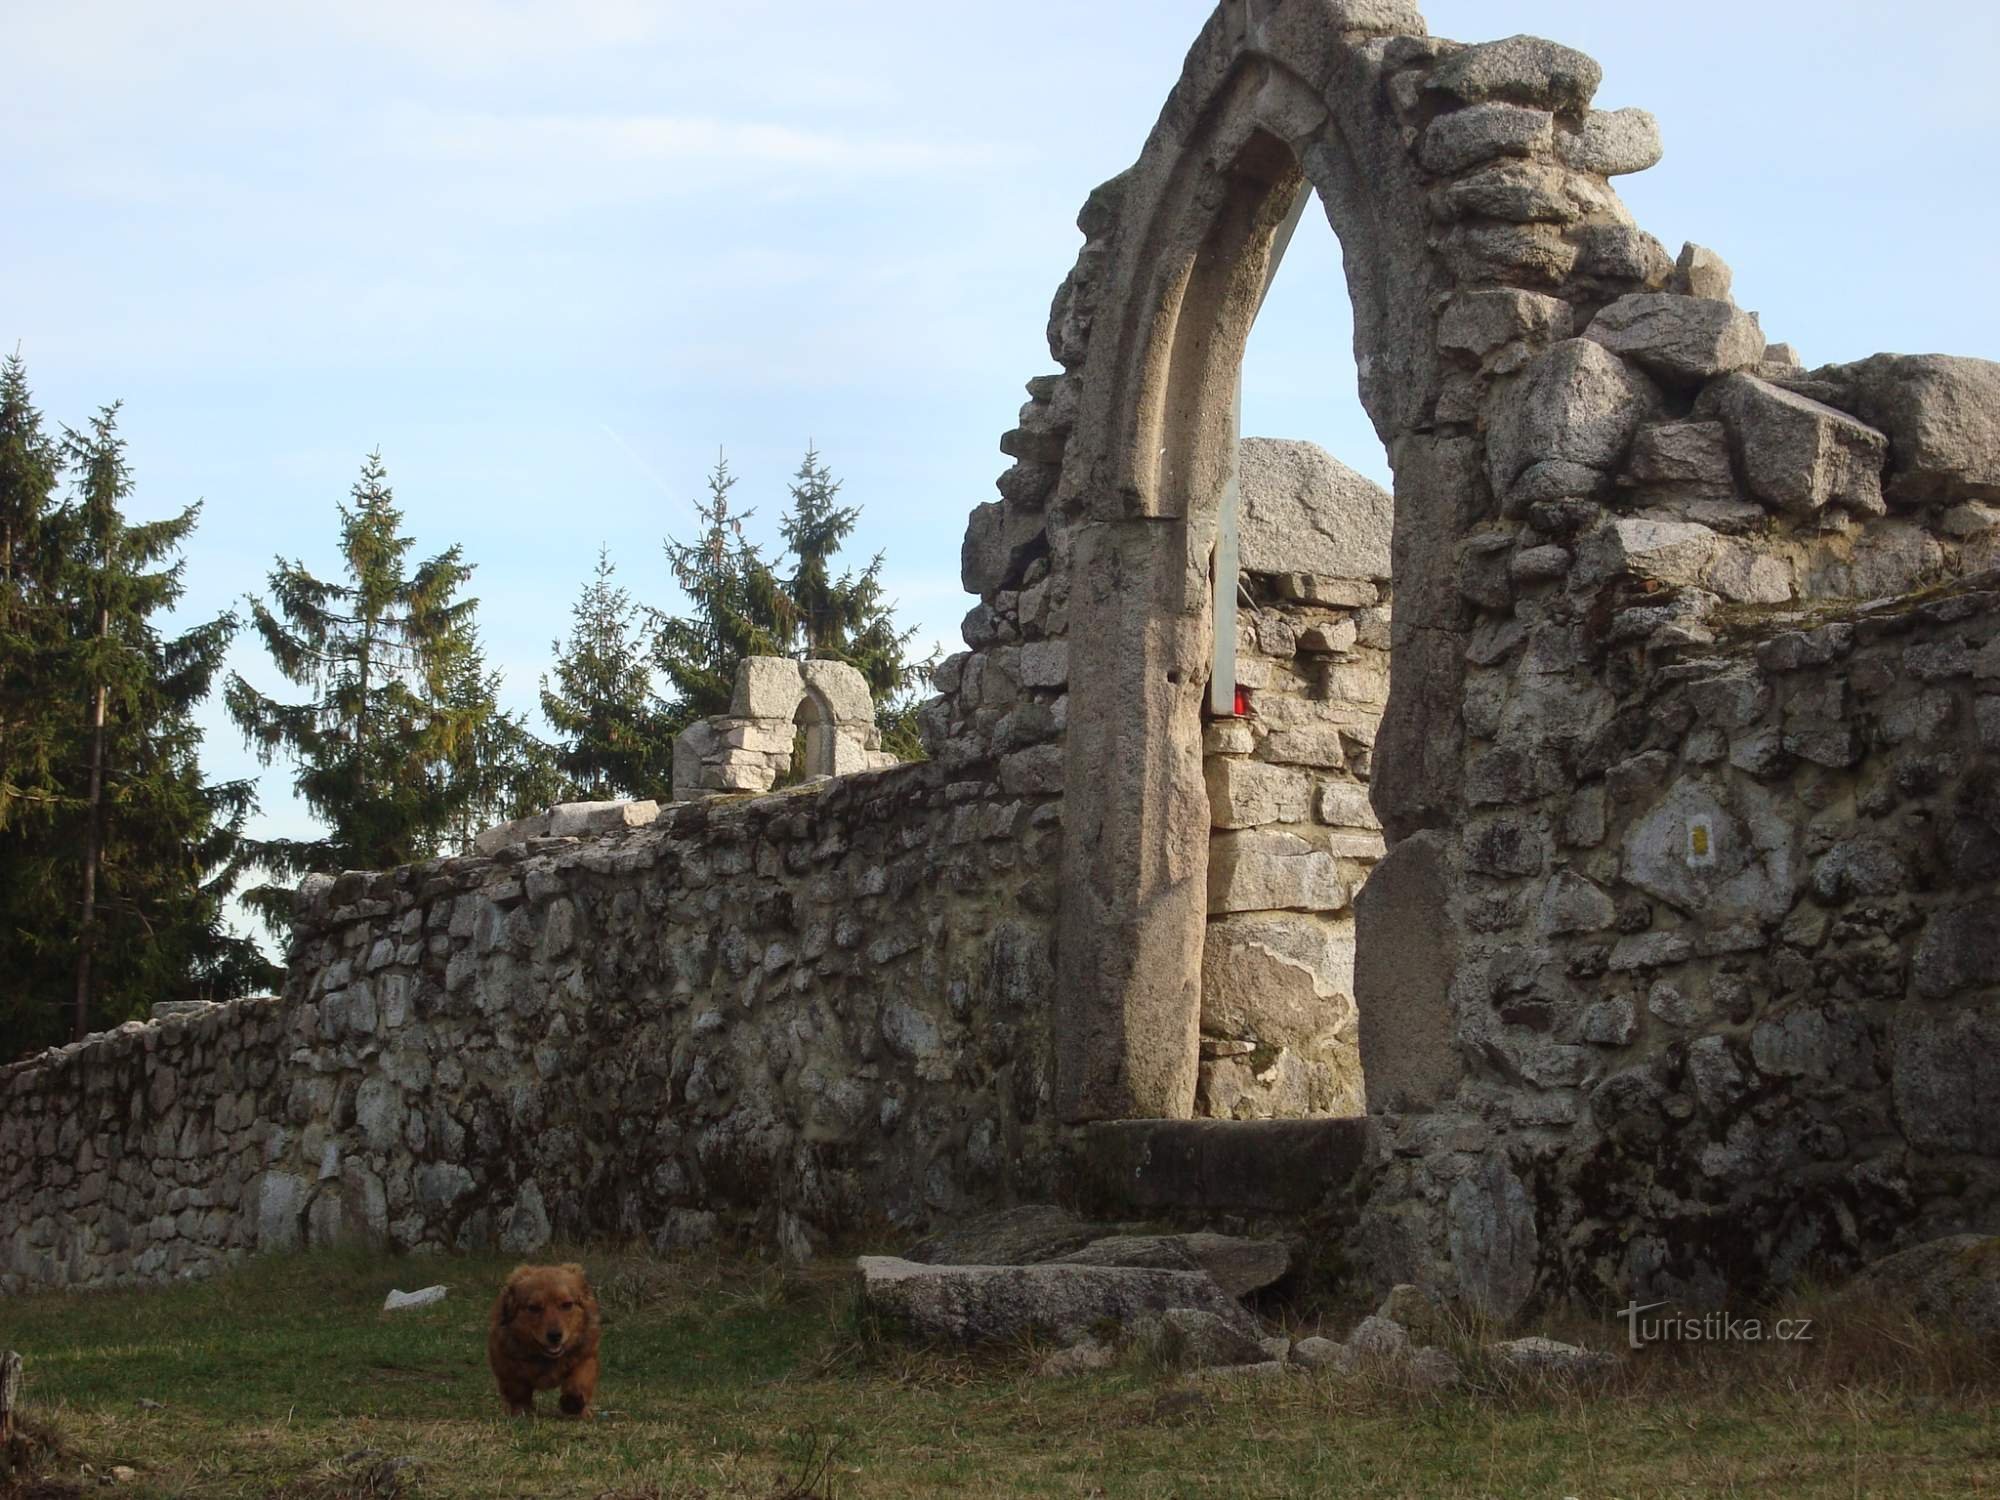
[558,1355,598,1418]
[498,1382,535,1417]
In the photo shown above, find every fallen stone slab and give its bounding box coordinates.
[547,800,659,839]
[1189,1360,1290,1383]
[901,1204,1117,1267]
[382,1285,447,1312]
[1842,1234,2000,1337]
[1487,1336,1614,1377]
[472,813,552,855]
[1135,1307,1273,1370]
[1051,1233,1294,1299]
[857,1256,1258,1347]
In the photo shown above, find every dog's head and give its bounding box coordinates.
[498,1263,597,1359]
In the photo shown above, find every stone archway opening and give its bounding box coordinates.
[1050,12,1466,1131]
[1195,206,1396,1123]
[791,684,840,782]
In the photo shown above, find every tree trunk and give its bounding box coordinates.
[73,606,108,1043]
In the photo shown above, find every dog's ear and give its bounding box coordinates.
[499,1266,532,1319]
[559,1262,585,1278]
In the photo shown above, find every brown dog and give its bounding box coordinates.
[487,1263,600,1418]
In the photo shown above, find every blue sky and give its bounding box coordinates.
[6,0,1997,920]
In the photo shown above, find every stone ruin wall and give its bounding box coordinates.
[3,765,1058,1292]
[1361,581,2000,1316]
[930,0,2000,1312]
[0,999,291,1292]
[8,0,2000,1311]
[671,657,900,801]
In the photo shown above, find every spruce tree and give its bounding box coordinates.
[0,353,66,835]
[652,452,794,733]
[541,547,672,799]
[777,445,930,755]
[0,385,276,1057]
[648,446,933,759]
[441,642,562,849]
[226,451,503,917]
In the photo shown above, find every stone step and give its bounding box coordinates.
[1074,1117,1370,1217]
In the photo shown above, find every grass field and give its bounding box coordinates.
[2,1245,1997,1498]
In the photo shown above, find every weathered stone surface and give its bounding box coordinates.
[731,656,804,718]
[1621,780,1799,923]
[1441,161,1579,225]
[1053,1233,1292,1298]
[1560,108,1662,176]
[1843,1236,2000,1337]
[1910,901,2000,1000]
[1354,831,1461,1112]
[1817,354,2000,505]
[1201,915,1354,1050]
[904,1205,1113,1267]
[547,800,659,839]
[1574,517,1719,591]
[801,659,876,725]
[1076,1119,1368,1218]
[1238,439,1393,582]
[1320,0,1427,36]
[855,1256,1256,1346]
[256,1171,309,1252]
[1488,339,1661,502]
[20,3,2000,1327]
[383,1284,447,1312]
[1410,1345,1465,1391]
[1429,35,1603,116]
[1584,295,1764,384]
[1291,1335,1345,1371]
[1207,830,1346,914]
[1374,1283,1452,1345]
[1488,1337,1613,1377]
[1622,421,1736,498]
[1537,871,1616,935]
[1438,288,1572,358]
[1420,102,1554,176]
[1706,374,1889,518]
[1206,758,1314,829]
[1893,1007,2000,1156]
[474,814,551,855]
[1674,243,1733,301]
[1136,1307,1274,1370]
[1019,640,1069,689]
[1448,1156,1540,1323]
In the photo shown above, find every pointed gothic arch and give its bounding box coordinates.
[1051,1,1468,1120]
